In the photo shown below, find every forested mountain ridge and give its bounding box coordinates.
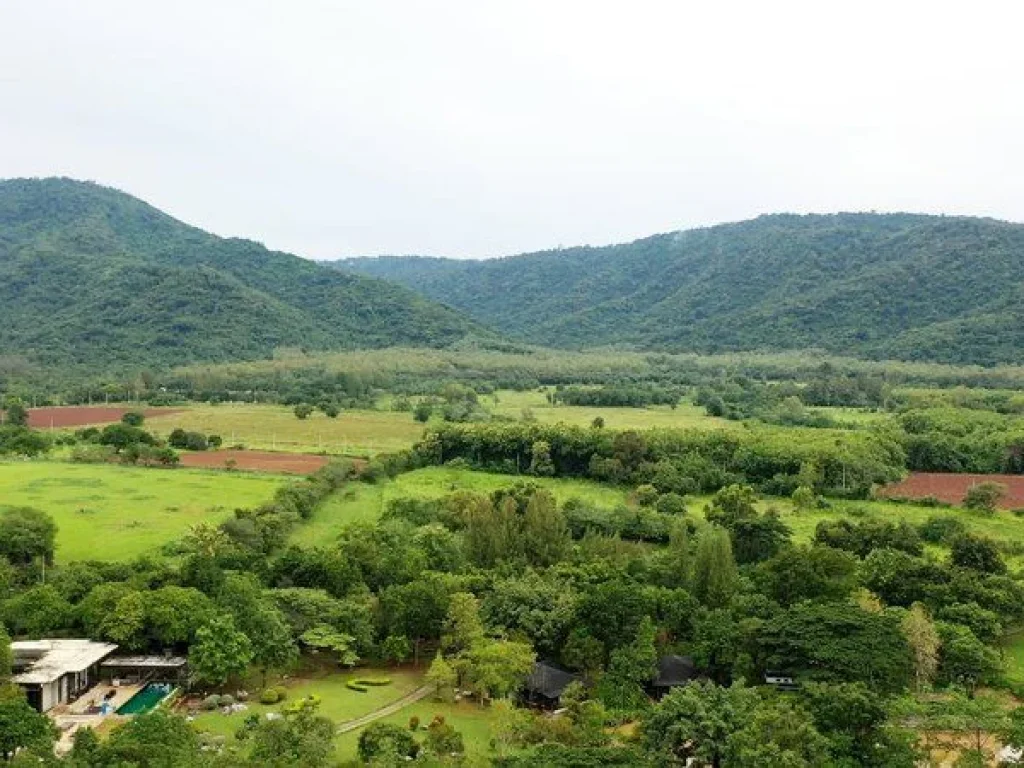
[0,178,487,370]
[337,213,1024,365]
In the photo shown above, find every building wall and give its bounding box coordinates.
[40,681,58,712]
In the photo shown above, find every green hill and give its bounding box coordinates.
[337,212,1024,365]
[0,178,486,371]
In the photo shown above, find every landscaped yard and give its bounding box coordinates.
[0,461,284,562]
[190,667,424,741]
[333,697,501,767]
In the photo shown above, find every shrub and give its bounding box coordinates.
[273,685,287,701]
[200,695,220,711]
[635,485,659,507]
[918,515,967,544]
[355,677,391,686]
[963,482,1006,515]
[408,716,420,731]
[346,681,368,692]
[294,404,314,420]
[208,434,223,448]
[259,689,280,705]
[217,694,235,707]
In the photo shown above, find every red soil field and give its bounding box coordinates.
[879,472,1024,509]
[178,449,329,475]
[26,406,183,429]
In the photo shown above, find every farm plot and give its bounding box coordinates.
[147,404,425,457]
[0,461,284,562]
[27,406,182,429]
[178,449,329,474]
[880,472,1024,509]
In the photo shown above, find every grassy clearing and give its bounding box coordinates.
[291,466,630,546]
[334,698,500,767]
[486,389,739,431]
[147,404,426,457]
[146,390,744,459]
[0,461,284,562]
[1000,631,1024,686]
[191,667,423,740]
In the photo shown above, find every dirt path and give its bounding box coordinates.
[336,685,434,734]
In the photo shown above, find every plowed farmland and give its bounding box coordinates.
[27,406,182,429]
[880,472,1024,508]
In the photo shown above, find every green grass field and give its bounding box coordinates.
[334,698,500,767]
[486,389,740,431]
[0,461,284,562]
[145,390,746,459]
[290,466,631,546]
[191,667,423,740]
[147,404,427,457]
[1000,630,1024,686]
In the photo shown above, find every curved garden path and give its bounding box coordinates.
[336,685,434,734]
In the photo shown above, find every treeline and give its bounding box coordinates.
[414,422,905,498]
[551,385,681,408]
[899,407,1024,473]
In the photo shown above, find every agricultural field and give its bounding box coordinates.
[289,465,632,546]
[485,389,740,430]
[0,461,284,561]
[146,403,426,456]
[882,472,1024,509]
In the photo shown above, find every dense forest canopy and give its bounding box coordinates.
[338,212,1024,366]
[0,178,486,373]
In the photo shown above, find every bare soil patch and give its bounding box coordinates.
[880,472,1024,508]
[178,449,329,475]
[27,406,183,429]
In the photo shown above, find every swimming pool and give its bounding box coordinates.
[116,683,172,715]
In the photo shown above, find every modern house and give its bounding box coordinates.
[100,655,189,686]
[11,639,118,712]
[522,661,580,709]
[649,654,696,698]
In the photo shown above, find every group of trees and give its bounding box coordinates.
[550,384,681,408]
[415,422,905,498]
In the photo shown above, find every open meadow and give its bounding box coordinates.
[146,403,426,457]
[0,461,284,561]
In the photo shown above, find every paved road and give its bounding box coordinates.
[336,685,434,734]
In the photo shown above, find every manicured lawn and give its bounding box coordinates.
[147,404,427,457]
[0,461,284,562]
[191,667,424,741]
[334,698,501,767]
[290,466,631,545]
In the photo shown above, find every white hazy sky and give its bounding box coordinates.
[2,1,1023,259]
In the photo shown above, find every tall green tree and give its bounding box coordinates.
[692,526,738,608]
[522,491,570,567]
[189,613,254,687]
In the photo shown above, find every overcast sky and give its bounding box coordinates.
[2,1,1023,259]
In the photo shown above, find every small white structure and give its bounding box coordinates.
[11,639,118,712]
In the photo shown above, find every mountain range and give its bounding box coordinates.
[337,212,1024,365]
[3,177,1023,375]
[0,178,484,371]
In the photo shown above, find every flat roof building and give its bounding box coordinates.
[12,639,118,712]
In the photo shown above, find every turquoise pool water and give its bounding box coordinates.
[116,683,171,715]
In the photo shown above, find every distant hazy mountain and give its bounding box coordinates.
[336,212,1024,365]
[0,178,486,371]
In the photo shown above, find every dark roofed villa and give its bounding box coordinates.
[522,661,580,708]
[650,654,696,698]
